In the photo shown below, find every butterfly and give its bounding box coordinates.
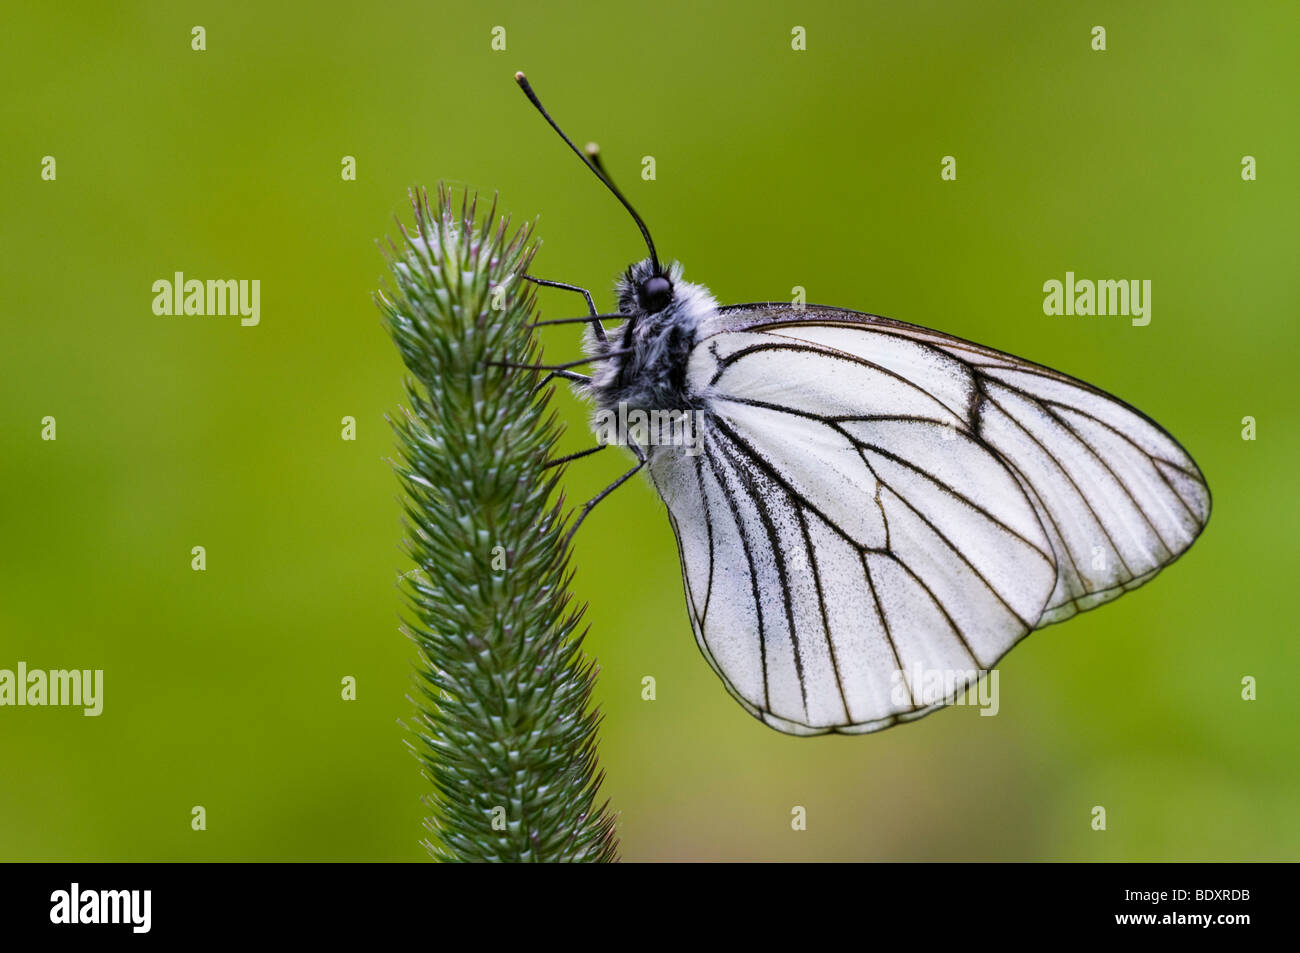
[512,73,1211,735]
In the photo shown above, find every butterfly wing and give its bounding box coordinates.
[650,303,1209,735]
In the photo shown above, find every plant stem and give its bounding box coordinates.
[378,185,619,862]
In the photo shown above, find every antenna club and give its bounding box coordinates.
[585,142,600,156]
[514,71,526,82]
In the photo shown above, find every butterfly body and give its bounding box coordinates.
[511,72,1209,737]
[578,258,1210,736]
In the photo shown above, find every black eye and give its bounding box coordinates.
[638,275,673,313]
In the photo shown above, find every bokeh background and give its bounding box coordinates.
[2,1,1296,861]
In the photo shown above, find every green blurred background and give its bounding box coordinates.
[2,1,1296,861]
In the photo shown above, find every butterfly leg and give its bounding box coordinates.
[562,439,646,545]
[487,349,633,374]
[543,444,608,469]
[523,274,608,343]
[534,369,591,392]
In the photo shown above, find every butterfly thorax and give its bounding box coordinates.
[583,260,722,416]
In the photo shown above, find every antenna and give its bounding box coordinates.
[514,72,661,274]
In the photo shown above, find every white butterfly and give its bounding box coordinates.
[514,74,1211,735]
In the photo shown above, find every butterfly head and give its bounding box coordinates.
[615,259,718,328]
[619,258,676,319]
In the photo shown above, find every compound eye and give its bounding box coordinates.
[639,275,673,313]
